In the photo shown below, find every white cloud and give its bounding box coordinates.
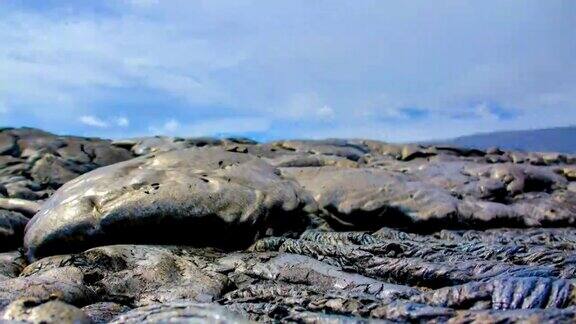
[474,103,499,120]
[79,115,131,128]
[186,117,270,136]
[0,1,575,140]
[116,117,130,127]
[317,105,335,119]
[148,117,270,137]
[275,92,336,121]
[0,8,242,112]
[148,119,180,134]
[164,119,180,132]
[79,115,109,128]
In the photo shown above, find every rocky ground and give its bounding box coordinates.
[1,127,576,323]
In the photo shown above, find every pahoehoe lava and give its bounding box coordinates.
[1,127,576,323]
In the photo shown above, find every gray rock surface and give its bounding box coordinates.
[81,302,131,324]
[21,245,230,307]
[0,211,28,250]
[0,128,575,322]
[2,298,92,324]
[24,147,316,259]
[0,198,41,217]
[0,252,25,281]
[108,302,251,323]
[0,266,94,310]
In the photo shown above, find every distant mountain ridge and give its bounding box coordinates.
[437,126,576,153]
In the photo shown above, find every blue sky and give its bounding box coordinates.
[0,1,575,142]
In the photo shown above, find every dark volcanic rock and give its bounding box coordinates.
[0,252,26,281]
[0,130,575,322]
[0,128,133,203]
[2,298,92,324]
[0,210,28,251]
[0,266,95,310]
[281,167,460,230]
[108,302,250,323]
[24,147,316,259]
[21,245,231,307]
[270,139,369,161]
[0,198,41,217]
[112,136,225,156]
[82,302,130,324]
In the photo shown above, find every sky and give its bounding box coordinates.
[0,0,575,142]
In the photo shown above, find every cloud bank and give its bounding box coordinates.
[0,1,574,142]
